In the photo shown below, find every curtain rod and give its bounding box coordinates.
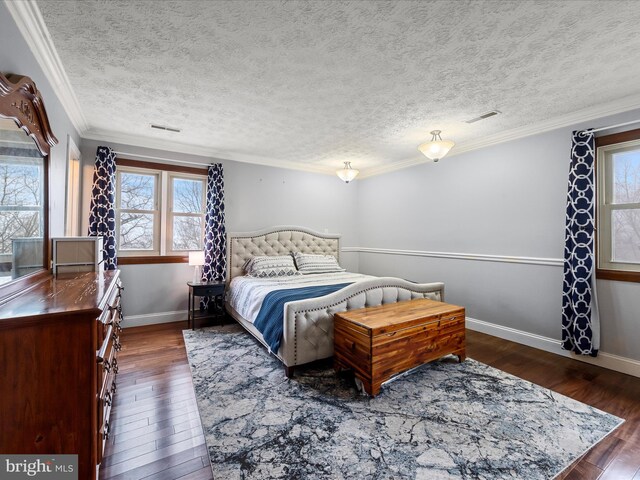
[580,118,640,134]
[113,150,212,167]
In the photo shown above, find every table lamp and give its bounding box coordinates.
[189,251,205,283]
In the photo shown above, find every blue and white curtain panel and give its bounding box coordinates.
[202,163,227,283]
[88,146,117,270]
[561,130,600,356]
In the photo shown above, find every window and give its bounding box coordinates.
[115,160,207,262]
[596,129,640,281]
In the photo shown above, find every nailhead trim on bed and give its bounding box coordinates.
[291,284,442,363]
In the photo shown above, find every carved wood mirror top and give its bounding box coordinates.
[0,72,58,299]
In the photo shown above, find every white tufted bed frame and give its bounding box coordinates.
[224,226,445,376]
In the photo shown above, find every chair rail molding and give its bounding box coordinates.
[342,246,563,267]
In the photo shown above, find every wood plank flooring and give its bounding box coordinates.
[100,322,213,480]
[101,322,640,479]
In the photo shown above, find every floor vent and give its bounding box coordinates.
[464,110,501,124]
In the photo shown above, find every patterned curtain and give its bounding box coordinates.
[88,146,117,270]
[201,164,226,308]
[561,130,600,356]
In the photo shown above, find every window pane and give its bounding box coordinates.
[0,211,41,254]
[0,161,43,206]
[119,213,154,250]
[172,178,203,213]
[172,216,202,251]
[612,209,640,263]
[613,149,640,204]
[120,173,155,210]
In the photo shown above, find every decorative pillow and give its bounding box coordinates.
[293,252,345,274]
[245,255,300,278]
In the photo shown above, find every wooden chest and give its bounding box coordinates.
[334,298,465,396]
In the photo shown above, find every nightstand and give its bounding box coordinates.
[187,281,226,330]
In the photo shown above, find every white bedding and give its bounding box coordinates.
[228,271,373,324]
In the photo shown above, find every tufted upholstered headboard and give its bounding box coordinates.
[226,226,341,284]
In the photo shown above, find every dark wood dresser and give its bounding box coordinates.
[0,270,123,480]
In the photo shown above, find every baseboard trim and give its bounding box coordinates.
[123,310,187,328]
[343,246,563,267]
[466,317,640,378]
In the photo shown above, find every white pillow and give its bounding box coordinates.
[294,252,345,274]
[245,255,300,278]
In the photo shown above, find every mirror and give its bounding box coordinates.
[0,119,45,284]
[0,72,57,294]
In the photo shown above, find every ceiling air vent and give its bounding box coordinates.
[150,124,181,133]
[464,110,501,124]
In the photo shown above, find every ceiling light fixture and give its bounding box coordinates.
[336,161,359,183]
[418,130,455,162]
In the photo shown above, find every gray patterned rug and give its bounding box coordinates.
[183,325,623,480]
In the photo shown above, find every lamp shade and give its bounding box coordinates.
[188,251,205,266]
[418,130,455,162]
[336,161,359,183]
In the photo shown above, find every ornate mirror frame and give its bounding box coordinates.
[0,72,58,301]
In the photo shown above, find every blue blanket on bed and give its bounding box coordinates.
[253,282,353,353]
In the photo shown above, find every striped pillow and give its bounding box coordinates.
[294,253,345,274]
[245,255,300,278]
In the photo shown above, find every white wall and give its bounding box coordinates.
[1,1,81,239]
[356,108,640,364]
[80,139,360,322]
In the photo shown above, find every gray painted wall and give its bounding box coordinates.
[80,139,360,318]
[1,1,81,238]
[5,2,637,363]
[356,108,640,361]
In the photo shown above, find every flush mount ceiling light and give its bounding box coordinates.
[418,130,455,162]
[336,161,359,183]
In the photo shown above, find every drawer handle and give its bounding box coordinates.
[102,359,111,373]
[113,358,119,375]
[104,391,112,406]
[112,332,122,351]
[111,381,117,394]
[103,421,110,440]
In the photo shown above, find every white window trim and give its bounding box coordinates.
[597,139,640,273]
[115,165,207,257]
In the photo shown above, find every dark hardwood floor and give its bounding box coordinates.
[101,322,640,480]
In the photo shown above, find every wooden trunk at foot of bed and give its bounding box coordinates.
[333,298,466,396]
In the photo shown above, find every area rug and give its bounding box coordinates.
[183,325,623,480]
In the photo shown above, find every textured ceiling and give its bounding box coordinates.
[36,0,640,172]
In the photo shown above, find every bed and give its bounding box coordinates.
[224,226,445,376]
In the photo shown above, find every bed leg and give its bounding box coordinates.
[284,366,294,378]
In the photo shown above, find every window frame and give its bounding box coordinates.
[116,166,161,257]
[115,159,208,265]
[166,172,207,255]
[596,128,640,283]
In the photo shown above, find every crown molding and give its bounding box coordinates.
[4,0,89,134]
[360,92,640,179]
[83,128,337,176]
